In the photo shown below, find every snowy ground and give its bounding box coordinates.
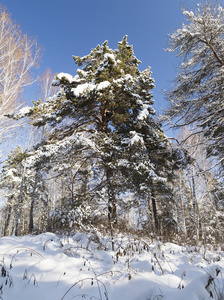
[0,232,223,300]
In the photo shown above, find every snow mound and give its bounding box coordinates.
[0,233,223,300]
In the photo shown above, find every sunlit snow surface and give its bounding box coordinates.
[0,233,223,299]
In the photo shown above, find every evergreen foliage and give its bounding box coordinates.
[7,36,176,238]
[0,14,222,245]
[0,146,49,236]
[164,1,224,170]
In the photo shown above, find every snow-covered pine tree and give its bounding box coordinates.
[0,146,49,236]
[164,1,224,174]
[0,146,29,236]
[10,36,176,239]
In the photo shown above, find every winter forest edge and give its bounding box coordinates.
[0,1,224,299]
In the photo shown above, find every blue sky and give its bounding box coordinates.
[1,0,206,117]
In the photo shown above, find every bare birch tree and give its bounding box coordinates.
[38,68,58,102]
[0,6,41,152]
[175,127,224,244]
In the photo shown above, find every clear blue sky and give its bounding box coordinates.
[1,0,210,116]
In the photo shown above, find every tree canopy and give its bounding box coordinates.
[8,36,176,238]
[164,1,224,168]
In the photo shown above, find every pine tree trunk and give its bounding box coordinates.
[29,172,39,233]
[4,205,12,236]
[151,188,159,234]
[179,176,187,238]
[106,165,116,251]
[15,173,25,236]
[108,189,116,251]
[190,165,200,244]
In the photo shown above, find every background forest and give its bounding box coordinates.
[0,1,223,249]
